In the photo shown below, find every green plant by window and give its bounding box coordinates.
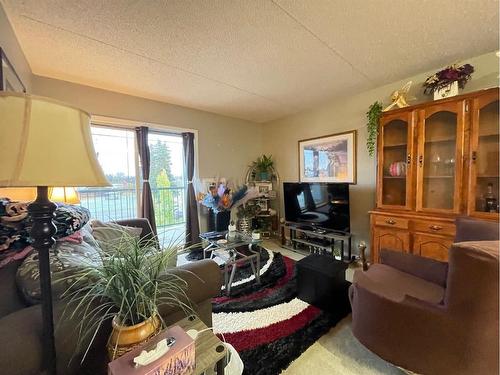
[366,101,383,157]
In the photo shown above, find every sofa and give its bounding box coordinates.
[0,218,222,375]
[349,218,499,375]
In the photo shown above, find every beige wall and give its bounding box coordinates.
[32,76,265,231]
[263,51,500,250]
[6,8,499,243]
[0,4,32,91]
[32,75,264,183]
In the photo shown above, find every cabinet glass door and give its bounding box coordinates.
[417,102,464,213]
[469,91,499,217]
[377,112,414,209]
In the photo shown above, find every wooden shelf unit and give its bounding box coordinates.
[371,88,499,263]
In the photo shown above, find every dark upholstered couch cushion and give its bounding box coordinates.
[0,260,25,318]
[0,301,109,375]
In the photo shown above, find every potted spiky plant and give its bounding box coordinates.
[251,154,274,181]
[61,231,193,361]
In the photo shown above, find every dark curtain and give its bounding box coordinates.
[182,132,200,245]
[136,126,157,235]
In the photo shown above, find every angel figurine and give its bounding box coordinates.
[383,81,413,112]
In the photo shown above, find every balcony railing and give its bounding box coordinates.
[78,186,186,228]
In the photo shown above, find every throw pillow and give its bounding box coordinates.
[90,220,143,253]
[16,226,101,305]
[161,245,178,269]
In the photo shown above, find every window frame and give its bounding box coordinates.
[89,115,199,224]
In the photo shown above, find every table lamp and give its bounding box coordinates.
[0,187,80,204]
[49,187,81,204]
[0,92,109,375]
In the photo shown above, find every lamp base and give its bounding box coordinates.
[28,186,57,375]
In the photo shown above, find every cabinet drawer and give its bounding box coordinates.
[412,220,455,237]
[374,216,409,230]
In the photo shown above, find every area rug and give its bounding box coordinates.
[211,249,351,375]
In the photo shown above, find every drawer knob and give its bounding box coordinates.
[429,225,443,231]
[386,219,396,225]
[471,151,477,163]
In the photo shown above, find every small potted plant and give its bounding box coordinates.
[423,63,474,100]
[251,154,274,181]
[61,231,192,361]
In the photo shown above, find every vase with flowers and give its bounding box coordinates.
[197,179,259,214]
[423,63,474,100]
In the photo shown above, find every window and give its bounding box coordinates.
[78,126,138,221]
[148,132,186,242]
[77,125,187,243]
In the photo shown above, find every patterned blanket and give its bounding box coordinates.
[0,198,90,267]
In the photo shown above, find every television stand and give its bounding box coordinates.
[313,228,327,234]
[281,222,352,262]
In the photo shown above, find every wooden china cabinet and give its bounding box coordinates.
[370,87,499,263]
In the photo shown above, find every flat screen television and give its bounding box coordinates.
[283,182,350,232]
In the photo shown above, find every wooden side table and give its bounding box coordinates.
[176,316,227,375]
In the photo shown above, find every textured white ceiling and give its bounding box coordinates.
[2,0,499,123]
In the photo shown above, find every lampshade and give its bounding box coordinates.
[0,92,110,188]
[49,187,80,204]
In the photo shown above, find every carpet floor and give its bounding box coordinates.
[263,242,405,375]
[181,242,405,374]
[211,248,351,375]
[281,314,405,375]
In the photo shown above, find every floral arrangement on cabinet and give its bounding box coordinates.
[423,63,474,97]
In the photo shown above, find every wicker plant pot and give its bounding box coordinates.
[107,314,161,360]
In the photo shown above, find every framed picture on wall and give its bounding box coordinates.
[0,48,26,93]
[298,130,356,184]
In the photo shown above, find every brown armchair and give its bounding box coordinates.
[350,219,499,375]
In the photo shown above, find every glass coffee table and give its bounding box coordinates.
[200,231,262,295]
